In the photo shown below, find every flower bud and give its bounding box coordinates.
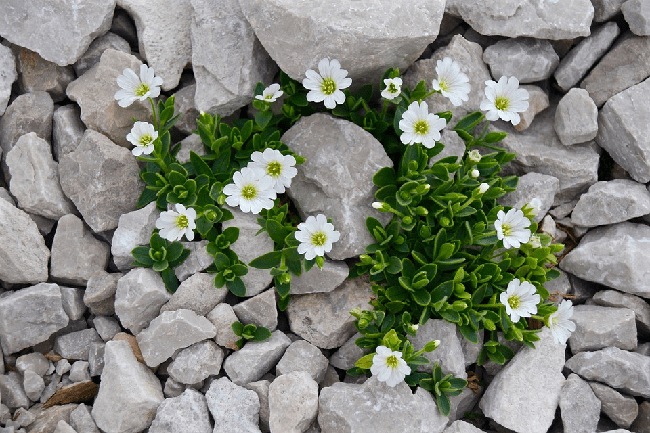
[471,169,479,178]
[529,234,542,248]
[372,202,390,212]
[217,194,226,206]
[483,319,496,331]
[402,215,413,225]
[278,272,292,285]
[478,183,489,194]
[468,150,481,163]
[360,254,373,265]
[414,206,428,216]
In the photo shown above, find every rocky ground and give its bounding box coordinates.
[1,0,650,432]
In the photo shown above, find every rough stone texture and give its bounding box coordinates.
[514,85,549,132]
[173,240,212,282]
[498,172,559,223]
[269,371,318,433]
[111,202,160,271]
[597,77,650,183]
[207,303,241,351]
[623,0,650,36]
[479,328,566,433]
[329,333,365,371]
[74,32,131,76]
[26,404,78,433]
[172,84,200,135]
[559,373,601,433]
[69,361,91,382]
[560,222,650,299]
[245,380,271,433]
[53,420,77,433]
[66,49,153,148]
[0,44,16,115]
[84,271,122,316]
[114,268,172,334]
[630,401,650,432]
[190,0,277,116]
[54,329,103,361]
[160,273,226,316]
[276,340,329,384]
[50,214,110,286]
[206,377,261,433]
[223,330,291,386]
[555,88,599,146]
[238,0,445,85]
[15,353,50,377]
[93,317,122,342]
[0,199,50,284]
[112,332,145,364]
[483,38,559,83]
[286,277,374,349]
[569,305,637,353]
[443,420,486,433]
[175,131,206,165]
[593,290,650,337]
[136,309,217,368]
[14,47,75,102]
[60,287,86,321]
[148,389,211,433]
[110,8,138,46]
[69,403,101,433]
[52,105,85,162]
[318,377,449,433]
[91,340,164,433]
[554,22,620,91]
[233,289,278,331]
[0,283,68,355]
[571,179,650,227]
[409,319,467,379]
[581,35,650,107]
[566,346,650,398]
[589,382,639,429]
[0,0,115,66]
[59,129,142,233]
[593,0,627,20]
[290,260,349,295]
[283,114,392,259]
[23,369,45,401]
[167,341,224,385]
[0,371,30,409]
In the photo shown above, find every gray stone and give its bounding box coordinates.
[569,305,637,352]
[27,404,78,433]
[276,340,329,384]
[173,240,212,282]
[559,373,601,433]
[59,130,142,233]
[409,319,466,378]
[59,287,85,321]
[84,271,122,316]
[206,377,261,433]
[160,273,227,316]
[74,32,131,76]
[69,361,91,382]
[167,340,224,385]
[114,268,171,334]
[207,303,240,351]
[555,88,599,146]
[0,0,114,66]
[0,283,68,354]
[57,358,72,376]
[0,187,14,205]
[69,403,100,433]
[148,389,211,433]
[163,378,185,398]
[498,172,559,223]
[92,317,122,342]
[110,8,138,46]
[0,404,9,425]
[554,22,620,91]
[458,328,483,368]
[0,372,29,409]
[286,277,373,349]
[483,38,559,83]
[111,201,160,271]
[40,373,61,404]
[223,330,291,386]
[53,421,76,433]
[566,346,650,398]
[22,370,45,401]
[623,0,650,36]
[9,407,35,428]
[13,47,75,102]
[172,85,199,135]
[221,205,274,296]
[289,260,349,295]
[0,44,16,115]
[443,420,485,433]
[448,386,483,422]
[479,327,566,433]
[52,105,85,162]
[54,329,103,361]
[28,214,57,237]
[269,371,318,433]
[593,0,627,20]
[66,49,153,148]
[233,289,278,331]
[92,340,164,433]
[545,269,572,302]
[51,214,110,285]
[630,401,650,432]
[593,290,650,337]
[136,309,217,368]
[318,376,449,433]
[88,342,105,377]
[174,133,205,164]
[635,342,650,357]
[432,129,467,163]
[514,85,549,132]
[560,222,650,299]
[330,333,365,371]
[597,77,650,183]
[245,380,270,433]
[574,179,650,226]
[589,382,638,428]
[15,353,50,377]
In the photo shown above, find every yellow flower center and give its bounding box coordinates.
[386,355,399,369]
[414,120,429,136]
[265,94,274,100]
[508,295,520,310]
[134,83,150,97]
[502,223,512,237]
[438,79,449,92]
[241,185,257,200]
[311,231,327,247]
[551,315,560,326]
[495,96,509,111]
[321,78,337,95]
[139,134,153,147]
[266,161,282,178]
[388,83,398,94]
[176,214,189,229]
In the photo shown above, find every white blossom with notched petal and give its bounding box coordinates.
[500,279,540,323]
[494,208,531,249]
[431,57,471,106]
[255,83,283,102]
[370,345,411,387]
[480,76,529,125]
[295,214,340,260]
[302,58,352,109]
[155,203,197,242]
[528,234,542,248]
[247,148,297,194]
[381,77,402,100]
[126,121,158,156]
[223,167,276,214]
[468,149,481,163]
[115,64,163,108]
[548,300,576,345]
[398,101,447,149]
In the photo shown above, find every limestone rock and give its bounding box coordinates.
[443,420,486,433]
[26,404,78,433]
[630,400,650,432]
[149,389,212,433]
[73,32,131,76]
[276,340,329,384]
[330,333,365,371]
[589,382,638,428]
[23,369,45,402]
[245,380,271,433]
[555,88,598,146]
[623,0,650,36]
[93,317,122,342]
[52,105,85,162]
[207,303,241,351]
[206,377,261,433]
[84,271,122,316]
[60,287,86,321]
[409,319,467,379]
[514,85,549,132]
[483,38,559,83]
[569,305,637,353]
[290,260,349,295]
[593,0,627,21]
[15,353,50,377]
[167,341,224,385]
[173,240,212,282]
[498,172,559,223]
[14,47,75,102]
[571,179,650,226]
[172,84,199,135]
[69,403,101,433]
[54,329,102,361]
[114,268,171,335]
[0,44,16,115]
[233,289,278,331]
[111,201,160,271]
[559,374,601,433]
[160,273,227,316]
[53,420,77,433]
[223,330,291,386]
[593,289,650,336]
[0,372,30,409]
[269,371,318,433]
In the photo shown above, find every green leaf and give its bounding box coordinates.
[354,353,375,370]
[436,393,451,417]
[226,277,246,297]
[458,323,479,344]
[253,326,272,341]
[454,111,483,132]
[483,131,508,143]
[249,251,283,269]
[231,321,244,335]
[152,260,169,272]
[196,216,213,236]
[412,289,431,306]
[222,226,240,244]
[289,92,308,107]
[255,110,273,129]
[137,187,158,208]
[373,167,397,187]
[160,267,179,293]
[266,219,288,244]
[132,246,155,266]
[190,151,213,178]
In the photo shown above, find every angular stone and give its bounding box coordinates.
[88,342,105,377]
[409,319,467,378]
[111,202,160,271]
[0,44,16,115]
[630,401,650,432]
[163,377,185,398]
[589,382,638,428]
[566,346,650,398]
[92,340,164,433]
[114,268,171,334]
[319,377,449,433]
[560,222,650,298]
[571,179,650,227]
[593,290,650,337]
[623,0,650,36]
[286,277,373,349]
[52,105,85,162]
[23,369,45,401]
[69,403,100,433]
[0,199,50,284]
[173,240,212,282]
[290,260,349,295]
[0,372,29,409]
[149,389,211,433]
[555,88,598,146]
[54,329,103,361]
[51,214,110,285]
[207,303,240,350]
[74,32,131,77]
[593,0,627,20]
[483,38,558,83]
[53,420,76,433]
[554,22,620,91]
[84,271,122,316]
[27,404,78,433]
[245,380,271,433]
[233,289,278,331]
[221,205,274,296]
[66,49,153,148]
[559,373,601,433]
[330,333,365,371]
[160,273,226,316]
[223,330,291,386]
[14,47,75,102]
[175,132,205,165]
[59,287,85,321]
[69,361,91,383]
[136,309,216,368]
[569,305,637,353]
[276,340,329,384]
[479,328,566,433]
[514,85,549,132]
[269,371,318,433]
[498,172,559,223]
[206,377,260,433]
[443,420,485,433]
[0,283,68,354]
[172,84,199,135]
[93,317,121,342]
[110,8,138,46]
[582,35,650,107]
[15,353,50,377]
[167,341,224,385]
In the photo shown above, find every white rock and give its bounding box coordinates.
[205,377,261,433]
[268,371,318,433]
[114,268,171,334]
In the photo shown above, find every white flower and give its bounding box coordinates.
[247,148,297,194]
[295,214,340,260]
[528,198,542,217]
[529,234,542,248]
[302,58,352,109]
[255,83,283,102]
[155,203,197,242]
[494,208,531,249]
[126,122,158,156]
[548,300,576,345]
[478,183,489,194]
[223,167,276,214]
[480,76,529,125]
[468,149,481,163]
[500,279,540,323]
[471,169,480,178]
[431,57,471,107]
[115,64,163,108]
[370,345,411,387]
[398,101,447,149]
[381,77,402,100]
